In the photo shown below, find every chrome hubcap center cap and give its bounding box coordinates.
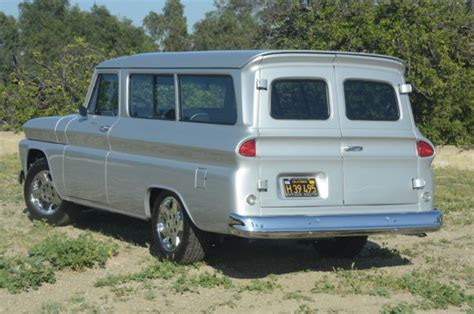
[30,170,61,215]
[156,196,184,252]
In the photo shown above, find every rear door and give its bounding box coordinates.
[257,56,344,209]
[335,62,418,206]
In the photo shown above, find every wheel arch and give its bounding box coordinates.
[27,149,48,170]
[145,186,199,228]
[20,140,68,201]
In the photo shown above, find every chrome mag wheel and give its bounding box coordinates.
[29,170,61,215]
[156,196,184,252]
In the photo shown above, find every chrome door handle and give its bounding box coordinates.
[99,125,110,132]
[343,145,363,152]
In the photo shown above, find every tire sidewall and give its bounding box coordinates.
[24,159,72,225]
[151,192,191,262]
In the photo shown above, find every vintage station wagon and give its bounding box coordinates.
[19,50,442,263]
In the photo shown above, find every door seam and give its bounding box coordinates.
[332,56,346,204]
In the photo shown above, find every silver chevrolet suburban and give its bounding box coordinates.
[19,50,442,264]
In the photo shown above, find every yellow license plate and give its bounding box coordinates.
[283,178,318,197]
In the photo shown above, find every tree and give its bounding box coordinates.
[18,0,71,61]
[143,0,191,51]
[18,0,154,62]
[0,37,107,130]
[192,0,259,50]
[0,13,19,82]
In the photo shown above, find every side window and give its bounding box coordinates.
[88,74,119,116]
[179,75,237,125]
[271,79,329,120]
[344,80,399,121]
[129,74,175,120]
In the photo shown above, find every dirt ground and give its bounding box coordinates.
[0,200,472,314]
[0,132,473,313]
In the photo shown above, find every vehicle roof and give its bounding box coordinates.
[96,50,405,70]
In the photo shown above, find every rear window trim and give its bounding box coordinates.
[269,77,331,121]
[343,78,401,122]
[178,74,238,126]
[128,73,177,121]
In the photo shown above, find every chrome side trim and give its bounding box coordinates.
[228,209,442,239]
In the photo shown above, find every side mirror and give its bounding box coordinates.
[78,106,88,117]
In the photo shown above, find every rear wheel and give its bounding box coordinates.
[315,236,368,258]
[151,192,208,264]
[24,158,80,226]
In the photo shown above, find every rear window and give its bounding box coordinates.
[179,75,237,125]
[344,80,399,121]
[271,79,329,120]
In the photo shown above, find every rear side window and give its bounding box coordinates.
[344,80,399,121]
[179,75,237,125]
[88,74,119,116]
[129,74,175,120]
[271,79,329,120]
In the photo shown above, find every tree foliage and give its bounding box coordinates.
[0,12,19,82]
[0,38,107,130]
[192,0,258,50]
[143,0,191,51]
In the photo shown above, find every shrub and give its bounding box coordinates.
[0,233,118,293]
[29,233,118,271]
[0,256,55,294]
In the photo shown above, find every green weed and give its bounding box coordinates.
[312,269,472,310]
[0,233,117,293]
[0,256,56,293]
[95,260,185,287]
[294,304,318,314]
[37,301,64,314]
[380,302,415,314]
[29,233,118,271]
[284,291,313,302]
[240,275,281,293]
[172,271,234,293]
[96,262,233,294]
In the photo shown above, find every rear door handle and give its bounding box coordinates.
[343,145,363,152]
[99,125,110,132]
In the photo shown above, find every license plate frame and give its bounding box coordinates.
[282,178,319,198]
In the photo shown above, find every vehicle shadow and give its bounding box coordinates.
[206,237,411,279]
[73,209,411,279]
[74,209,152,247]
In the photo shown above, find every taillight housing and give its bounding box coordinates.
[239,139,256,157]
[417,140,434,157]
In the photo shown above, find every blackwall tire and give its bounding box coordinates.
[151,191,208,264]
[24,158,80,226]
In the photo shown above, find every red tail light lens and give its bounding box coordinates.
[417,140,434,157]
[239,139,256,157]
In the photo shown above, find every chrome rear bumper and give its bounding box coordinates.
[228,209,442,239]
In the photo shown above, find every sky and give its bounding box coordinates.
[0,0,215,32]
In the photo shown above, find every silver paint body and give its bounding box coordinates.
[19,50,441,237]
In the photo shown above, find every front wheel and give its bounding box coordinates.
[151,192,208,264]
[24,159,80,226]
[315,236,368,258]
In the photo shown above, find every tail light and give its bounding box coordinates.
[417,140,434,157]
[239,139,256,157]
